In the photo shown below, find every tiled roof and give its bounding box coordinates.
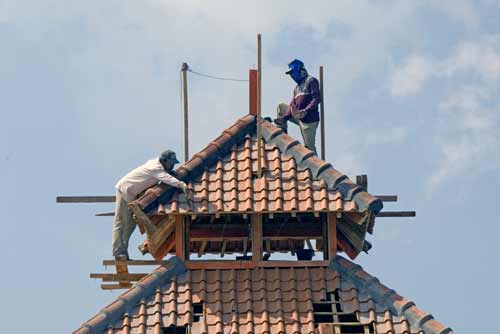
[74,256,453,334]
[133,115,383,216]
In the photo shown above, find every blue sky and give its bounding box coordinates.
[2,1,499,332]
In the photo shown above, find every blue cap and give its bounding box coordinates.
[159,150,179,164]
[286,59,304,74]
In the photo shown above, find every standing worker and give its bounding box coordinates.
[275,59,321,154]
[112,150,187,260]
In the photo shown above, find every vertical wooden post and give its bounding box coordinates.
[256,34,262,177]
[356,174,368,191]
[182,62,189,162]
[251,214,262,263]
[327,212,337,260]
[184,216,190,260]
[319,66,326,160]
[249,69,258,116]
[175,215,186,261]
[322,213,328,260]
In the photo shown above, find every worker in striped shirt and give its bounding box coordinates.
[275,59,321,154]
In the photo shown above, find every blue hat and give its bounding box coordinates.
[160,150,179,164]
[286,59,304,74]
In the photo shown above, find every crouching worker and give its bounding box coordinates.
[275,59,321,154]
[112,150,187,261]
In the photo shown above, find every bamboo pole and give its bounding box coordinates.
[182,62,189,162]
[319,66,325,160]
[257,34,262,177]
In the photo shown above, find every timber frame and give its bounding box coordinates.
[91,210,340,289]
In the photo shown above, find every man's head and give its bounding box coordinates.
[159,149,179,172]
[286,58,308,84]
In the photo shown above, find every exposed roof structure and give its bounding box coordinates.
[74,256,452,334]
[130,115,383,260]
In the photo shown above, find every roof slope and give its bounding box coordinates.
[74,256,453,334]
[133,115,383,216]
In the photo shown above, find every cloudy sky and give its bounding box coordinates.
[2,1,500,332]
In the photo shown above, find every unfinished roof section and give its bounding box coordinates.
[133,115,382,216]
[74,256,453,334]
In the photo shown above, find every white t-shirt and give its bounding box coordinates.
[115,158,186,202]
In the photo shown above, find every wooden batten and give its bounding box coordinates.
[251,214,263,262]
[175,215,186,261]
[327,212,337,260]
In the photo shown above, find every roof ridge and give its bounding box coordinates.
[73,257,186,334]
[329,255,453,334]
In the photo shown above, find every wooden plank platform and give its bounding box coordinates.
[102,259,170,266]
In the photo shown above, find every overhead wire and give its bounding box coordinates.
[187,68,248,82]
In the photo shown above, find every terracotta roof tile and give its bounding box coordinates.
[75,256,453,334]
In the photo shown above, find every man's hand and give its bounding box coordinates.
[180,182,188,193]
[292,108,307,120]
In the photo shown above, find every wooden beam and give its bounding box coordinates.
[355,174,368,190]
[182,62,190,162]
[148,215,176,260]
[322,214,328,260]
[90,273,146,281]
[175,215,186,260]
[185,216,191,260]
[377,211,416,217]
[102,259,169,266]
[189,223,322,241]
[327,212,337,260]
[375,195,398,202]
[185,260,255,270]
[95,212,114,217]
[242,239,248,256]
[154,234,176,260]
[220,241,227,258]
[257,260,329,268]
[319,65,325,160]
[198,241,207,258]
[101,283,132,290]
[129,203,157,235]
[184,260,330,270]
[251,214,262,262]
[56,196,116,203]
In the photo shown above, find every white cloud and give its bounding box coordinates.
[390,55,433,97]
[429,85,500,189]
[389,35,500,191]
[443,36,500,82]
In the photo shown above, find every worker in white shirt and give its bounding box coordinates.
[112,150,187,260]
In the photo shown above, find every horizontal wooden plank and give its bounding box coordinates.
[56,196,115,203]
[377,211,416,217]
[101,283,132,290]
[185,260,329,270]
[375,195,398,202]
[190,223,322,241]
[97,208,407,219]
[185,260,255,270]
[102,259,170,266]
[95,212,114,217]
[90,273,147,281]
[258,260,329,268]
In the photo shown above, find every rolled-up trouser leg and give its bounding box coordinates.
[276,103,289,133]
[299,120,319,154]
[112,190,136,256]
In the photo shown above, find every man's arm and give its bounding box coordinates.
[154,168,187,192]
[302,78,321,113]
